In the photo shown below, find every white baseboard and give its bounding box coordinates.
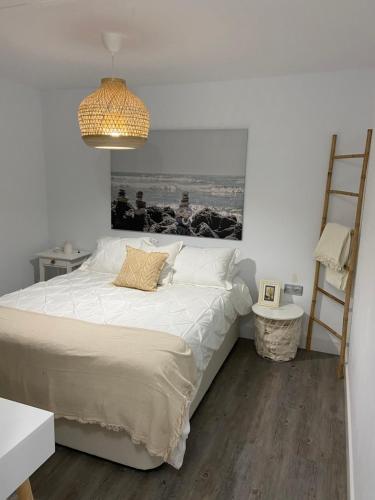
[345,364,355,500]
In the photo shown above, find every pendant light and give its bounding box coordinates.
[78,32,150,150]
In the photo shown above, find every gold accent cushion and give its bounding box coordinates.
[113,246,168,292]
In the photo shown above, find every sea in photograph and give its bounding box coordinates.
[111,172,245,221]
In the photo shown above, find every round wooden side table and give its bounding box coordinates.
[252,303,304,361]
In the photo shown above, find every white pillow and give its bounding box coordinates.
[96,236,156,251]
[173,246,238,290]
[141,240,183,285]
[81,236,156,274]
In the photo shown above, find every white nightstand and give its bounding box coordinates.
[252,303,304,362]
[0,398,54,500]
[36,249,91,281]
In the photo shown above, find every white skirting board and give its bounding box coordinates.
[345,364,355,500]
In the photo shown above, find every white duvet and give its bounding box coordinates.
[0,269,252,467]
[0,269,252,374]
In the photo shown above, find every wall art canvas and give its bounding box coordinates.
[111,129,248,240]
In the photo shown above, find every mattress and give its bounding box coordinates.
[0,269,252,375]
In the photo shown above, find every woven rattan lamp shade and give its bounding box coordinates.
[78,78,150,149]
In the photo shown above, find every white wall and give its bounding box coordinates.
[0,77,49,295]
[346,97,375,500]
[41,70,375,351]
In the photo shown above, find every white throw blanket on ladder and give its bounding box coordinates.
[314,222,351,291]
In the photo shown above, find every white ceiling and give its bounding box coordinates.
[0,0,375,90]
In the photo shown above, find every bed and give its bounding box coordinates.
[0,245,252,470]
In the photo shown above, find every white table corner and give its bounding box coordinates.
[0,398,55,500]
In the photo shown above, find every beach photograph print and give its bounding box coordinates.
[111,129,248,240]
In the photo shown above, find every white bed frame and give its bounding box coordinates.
[55,319,240,470]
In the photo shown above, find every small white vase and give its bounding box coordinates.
[63,241,73,255]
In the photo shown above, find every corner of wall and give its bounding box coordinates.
[345,364,355,500]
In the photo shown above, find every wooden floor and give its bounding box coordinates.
[29,340,346,500]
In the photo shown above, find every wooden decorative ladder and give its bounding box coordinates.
[306,129,373,378]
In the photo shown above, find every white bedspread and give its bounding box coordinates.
[0,269,252,375]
